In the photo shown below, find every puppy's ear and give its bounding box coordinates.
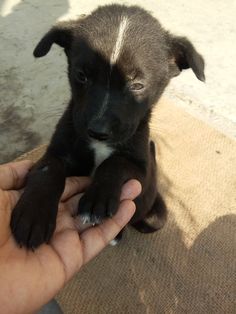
[33,22,73,58]
[168,35,205,82]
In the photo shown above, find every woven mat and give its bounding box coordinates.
[17,99,236,314]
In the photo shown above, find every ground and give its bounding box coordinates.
[0,0,235,163]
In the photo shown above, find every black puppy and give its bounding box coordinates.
[10,4,205,249]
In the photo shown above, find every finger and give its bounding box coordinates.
[120,179,142,200]
[80,200,136,264]
[61,177,91,201]
[0,189,23,219]
[0,160,33,190]
[5,190,22,209]
[62,193,84,215]
[0,189,21,243]
[50,211,83,282]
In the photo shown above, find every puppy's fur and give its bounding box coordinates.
[10,4,205,248]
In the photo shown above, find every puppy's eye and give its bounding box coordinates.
[75,70,87,84]
[130,83,144,91]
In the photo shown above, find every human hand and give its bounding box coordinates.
[0,160,141,314]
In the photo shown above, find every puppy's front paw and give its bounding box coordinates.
[10,196,57,249]
[78,184,120,225]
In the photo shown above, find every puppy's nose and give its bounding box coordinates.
[88,129,109,141]
[88,120,109,141]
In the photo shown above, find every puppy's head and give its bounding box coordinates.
[34,5,205,144]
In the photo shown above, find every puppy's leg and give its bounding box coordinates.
[132,193,167,233]
[78,155,146,224]
[132,221,157,233]
[10,153,66,249]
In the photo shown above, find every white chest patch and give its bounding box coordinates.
[90,140,114,170]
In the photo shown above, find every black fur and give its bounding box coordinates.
[10,4,205,249]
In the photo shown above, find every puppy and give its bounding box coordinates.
[10,4,205,248]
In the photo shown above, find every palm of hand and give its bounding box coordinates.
[0,161,140,314]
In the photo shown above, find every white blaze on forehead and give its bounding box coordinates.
[97,17,129,120]
[110,16,129,65]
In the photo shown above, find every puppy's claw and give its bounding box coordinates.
[110,239,119,246]
[80,214,91,224]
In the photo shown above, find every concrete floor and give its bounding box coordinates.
[0,0,235,163]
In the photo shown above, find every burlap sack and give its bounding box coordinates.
[16,99,236,314]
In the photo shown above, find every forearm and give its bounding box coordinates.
[10,153,66,248]
[94,154,146,187]
[26,153,66,198]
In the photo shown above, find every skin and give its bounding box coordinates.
[0,160,141,314]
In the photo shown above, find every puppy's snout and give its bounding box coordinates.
[88,120,109,141]
[88,129,109,141]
